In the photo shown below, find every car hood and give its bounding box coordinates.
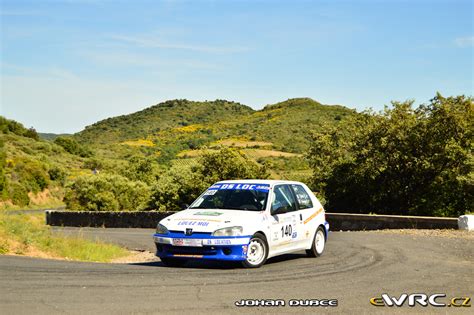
[160,209,264,234]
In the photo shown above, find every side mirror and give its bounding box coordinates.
[180,203,189,210]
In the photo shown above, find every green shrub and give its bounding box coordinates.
[9,182,29,206]
[148,161,206,211]
[23,128,39,140]
[54,136,92,157]
[120,156,159,185]
[48,166,67,184]
[200,147,269,183]
[83,158,104,171]
[13,158,50,193]
[64,174,151,211]
[148,148,270,211]
[0,116,40,140]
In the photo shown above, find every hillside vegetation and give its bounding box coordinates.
[75,98,355,161]
[1,94,471,217]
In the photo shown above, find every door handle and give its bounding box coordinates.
[300,213,303,221]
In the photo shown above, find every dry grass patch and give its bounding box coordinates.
[0,213,129,262]
[212,138,273,148]
[244,149,301,158]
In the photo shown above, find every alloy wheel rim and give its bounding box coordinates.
[315,230,325,254]
[247,239,265,265]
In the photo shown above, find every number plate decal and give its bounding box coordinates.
[172,238,203,247]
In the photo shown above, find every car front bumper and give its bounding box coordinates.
[153,232,251,261]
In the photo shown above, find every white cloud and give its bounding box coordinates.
[110,34,250,54]
[454,36,474,47]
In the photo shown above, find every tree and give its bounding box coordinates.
[308,94,473,217]
[148,147,270,211]
[199,147,269,184]
[64,174,151,211]
[120,156,159,185]
[24,128,39,141]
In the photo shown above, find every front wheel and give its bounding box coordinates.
[160,257,188,267]
[306,226,326,257]
[242,233,268,268]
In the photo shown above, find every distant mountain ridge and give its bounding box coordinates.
[75,98,357,155]
[39,133,71,141]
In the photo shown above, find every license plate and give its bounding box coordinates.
[172,238,202,247]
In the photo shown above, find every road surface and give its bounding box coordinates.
[1,228,472,314]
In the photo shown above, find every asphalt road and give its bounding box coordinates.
[1,228,473,314]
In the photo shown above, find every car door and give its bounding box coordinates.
[268,184,301,253]
[289,184,316,248]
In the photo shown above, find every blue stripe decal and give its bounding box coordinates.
[154,232,251,239]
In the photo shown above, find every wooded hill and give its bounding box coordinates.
[1,98,356,209]
[4,94,469,216]
[75,98,356,160]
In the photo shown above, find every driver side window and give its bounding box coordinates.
[271,185,297,214]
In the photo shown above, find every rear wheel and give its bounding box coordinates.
[242,233,268,268]
[160,257,188,267]
[306,226,326,257]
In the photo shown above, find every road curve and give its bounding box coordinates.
[1,229,472,314]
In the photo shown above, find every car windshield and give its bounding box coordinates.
[190,183,270,211]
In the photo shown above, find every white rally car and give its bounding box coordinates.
[154,180,329,268]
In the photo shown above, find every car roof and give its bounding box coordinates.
[215,179,307,187]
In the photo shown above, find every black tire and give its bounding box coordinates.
[241,233,269,268]
[306,226,326,257]
[160,257,188,267]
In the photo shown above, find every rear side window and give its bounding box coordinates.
[291,184,313,209]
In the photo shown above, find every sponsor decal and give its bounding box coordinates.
[209,183,270,191]
[177,220,210,227]
[242,245,248,255]
[174,218,222,223]
[194,211,223,216]
[370,293,471,308]
[272,231,279,241]
[235,299,338,307]
[211,239,232,245]
[202,238,250,246]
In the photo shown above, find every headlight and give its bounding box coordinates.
[212,226,243,236]
[156,223,169,234]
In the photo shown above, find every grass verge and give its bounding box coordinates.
[0,213,129,262]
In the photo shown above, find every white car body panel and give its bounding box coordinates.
[154,180,328,263]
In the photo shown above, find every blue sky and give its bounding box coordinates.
[1,0,472,133]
